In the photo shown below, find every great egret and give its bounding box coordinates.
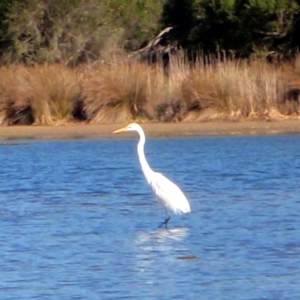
[113,123,191,228]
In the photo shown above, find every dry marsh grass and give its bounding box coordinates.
[182,60,283,120]
[80,60,152,123]
[0,64,80,124]
[0,56,299,125]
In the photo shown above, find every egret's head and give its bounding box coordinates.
[113,123,141,134]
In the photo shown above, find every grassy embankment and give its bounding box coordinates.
[0,56,299,126]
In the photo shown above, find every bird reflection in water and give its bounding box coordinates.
[137,227,189,244]
[134,227,191,271]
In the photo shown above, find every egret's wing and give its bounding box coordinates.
[149,172,190,214]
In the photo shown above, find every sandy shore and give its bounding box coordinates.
[0,120,300,140]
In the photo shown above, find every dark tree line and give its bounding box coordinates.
[0,0,299,65]
[161,0,300,61]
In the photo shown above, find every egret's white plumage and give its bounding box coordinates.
[113,123,191,227]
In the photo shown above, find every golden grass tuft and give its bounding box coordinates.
[27,64,80,124]
[0,64,80,125]
[79,59,152,123]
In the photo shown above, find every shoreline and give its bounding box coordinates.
[0,120,300,140]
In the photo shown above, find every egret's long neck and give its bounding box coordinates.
[137,128,153,183]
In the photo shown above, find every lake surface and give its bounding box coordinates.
[0,134,300,299]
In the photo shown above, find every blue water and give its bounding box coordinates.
[0,134,300,299]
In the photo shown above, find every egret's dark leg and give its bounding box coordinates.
[158,209,171,228]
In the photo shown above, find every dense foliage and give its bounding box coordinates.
[0,0,300,64]
[161,0,300,59]
[0,0,162,65]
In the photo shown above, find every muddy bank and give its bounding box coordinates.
[0,120,299,141]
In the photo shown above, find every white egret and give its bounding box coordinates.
[113,123,191,228]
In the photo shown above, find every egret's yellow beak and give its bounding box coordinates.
[113,126,128,134]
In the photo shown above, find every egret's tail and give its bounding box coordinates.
[172,201,191,214]
[181,202,191,214]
